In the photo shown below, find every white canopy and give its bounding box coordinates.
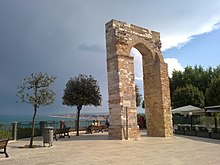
[172,105,205,115]
[205,105,220,112]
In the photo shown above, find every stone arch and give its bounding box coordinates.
[105,19,173,140]
[133,43,153,62]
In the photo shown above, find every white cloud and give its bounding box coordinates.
[131,49,184,79]
[161,19,220,51]
[152,1,220,51]
[161,35,193,51]
[164,58,184,77]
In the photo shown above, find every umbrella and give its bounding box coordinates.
[172,105,204,115]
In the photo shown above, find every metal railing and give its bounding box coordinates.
[0,120,106,140]
[173,115,220,129]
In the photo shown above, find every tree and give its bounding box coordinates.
[17,73,56,148]
[172,84,205,108]
[183,65,210,95]
[212,65,220,78]
[135,85,142,107]
[62,74,102,136]
[205,76,220,106]
[206,76,220,128]
[170,65,210,96]
[170,70,185,98]
[170,65,215,107]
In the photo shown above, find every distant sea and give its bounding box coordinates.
[0,114,76,124]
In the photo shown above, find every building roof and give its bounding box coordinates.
[204,105,220,112]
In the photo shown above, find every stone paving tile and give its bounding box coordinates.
[0,131,220,165]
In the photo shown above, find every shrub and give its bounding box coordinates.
[198,126,208,132]
[0,130,12,139]
[212,128,219,133]
[186,125,190,130]
[17,127,41,139]
[181,125,185,130]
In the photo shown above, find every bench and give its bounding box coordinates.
[54,127,70,141]
[86,125,108,134]
[0,139,9,158]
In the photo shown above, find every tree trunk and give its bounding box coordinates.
[29,105,37,148]
[76,105,82,136]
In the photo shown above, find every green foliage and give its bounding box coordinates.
[62,74,102,136]
[170,70,185,98]
[186,125,190,130]
[183,66,210,94]
[211,65,220,78]
[173,115,193,125]
[198,126,208,132]
[0,130,12,139]
[212,128,219,133]
[62,74,102,107]
[181,125,186,130]
[16,72,56,147]
[170,65,220,107]
[205,76,220,106]
[171,65,210,95]
[172,84,205,108]
[17,128,41,139]
[17,73,56,106]
[135,85,142,107]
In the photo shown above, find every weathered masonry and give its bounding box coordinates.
[105,19,173,140]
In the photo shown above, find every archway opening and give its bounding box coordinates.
[130,47,147,131]
[130,47,144,112]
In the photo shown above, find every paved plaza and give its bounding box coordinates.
[0,131,220,165]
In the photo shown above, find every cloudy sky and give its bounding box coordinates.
[1,0,220,116]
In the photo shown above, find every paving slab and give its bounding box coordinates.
[0,131,220,165]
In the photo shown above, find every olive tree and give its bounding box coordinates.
[17,73,56,148]
[62,74,102,136]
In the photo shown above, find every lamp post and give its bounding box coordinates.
[12,121,17,140]
[189,112,193,130]
[125,106,128,140]
[123,100,130,140]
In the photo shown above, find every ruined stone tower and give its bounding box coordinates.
[105,20,173,140]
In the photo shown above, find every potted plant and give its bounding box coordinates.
[174,124,185,135]
[210,128,220,140]
[185,125,196,136]
[196,126,210,138]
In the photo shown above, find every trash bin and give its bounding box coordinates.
[43,127,53,147]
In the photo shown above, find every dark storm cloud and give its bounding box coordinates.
[78,44,105,54]
[1,0,220,115]
[0,0,109,115]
